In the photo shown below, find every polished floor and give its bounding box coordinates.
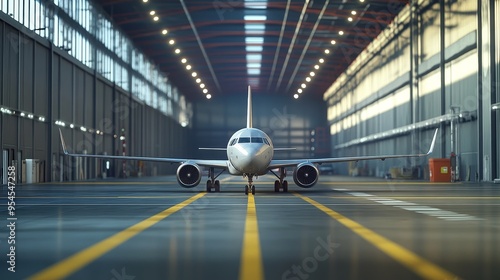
[1,175,499,280]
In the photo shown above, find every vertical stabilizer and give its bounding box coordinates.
[247,85,253,128]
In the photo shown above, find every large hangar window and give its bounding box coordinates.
[0,0,191,126]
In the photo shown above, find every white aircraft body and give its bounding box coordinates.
[59,86,438,195]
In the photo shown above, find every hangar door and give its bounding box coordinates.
[496,0,500,179]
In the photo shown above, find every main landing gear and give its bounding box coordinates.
[270,167,288,192]
[244,174,256,195]
[206,167,224,192]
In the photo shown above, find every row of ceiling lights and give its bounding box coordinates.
[293,1,365,99]
[1,106,109,136]
[142,0,212,99]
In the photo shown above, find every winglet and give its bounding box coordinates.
[426,128,438,155]
[59,128,69,155]
[247,85,253,128]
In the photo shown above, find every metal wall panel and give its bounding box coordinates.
[84,72,93,127]
[20,36,33,112]
[3,25,18,109]
[421,2,441,61]
[34,43,48,117]
[59,58,73,122]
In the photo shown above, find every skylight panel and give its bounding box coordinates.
[247,63,261,69]
[246,46,263,52]
[245,37,264,44]
[244,15,267,21]
[246,54,262,62]
[244,0,267,9]
[245,24,265,30]
[247,69,261,75]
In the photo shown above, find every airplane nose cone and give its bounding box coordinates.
[235,145,271,173]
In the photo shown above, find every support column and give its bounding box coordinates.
[477,0,494,181]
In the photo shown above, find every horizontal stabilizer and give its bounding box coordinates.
[199,148,227,151]
[274,148,296,151]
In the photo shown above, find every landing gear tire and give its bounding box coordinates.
[283,180,288,192]
[245,185,249,195]
[206,180,212,192]
[274,180,280,192]
[214,180,220,192]
[251,185,256,195]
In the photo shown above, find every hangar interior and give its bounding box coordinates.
[0,0,499,183]
[2,1,500,280]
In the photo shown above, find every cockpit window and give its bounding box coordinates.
[251,137,263,143]
[237,137,270,145]
[238,137,251,143]
[230,138,238,146]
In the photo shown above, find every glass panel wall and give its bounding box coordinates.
[0,0,191,125]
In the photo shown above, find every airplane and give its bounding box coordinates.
[59,86,438,195]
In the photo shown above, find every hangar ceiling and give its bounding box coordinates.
[95,0,408,101]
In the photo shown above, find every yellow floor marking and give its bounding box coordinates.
[41,182,178,185]
[323,181,458,185]
[294,193,461,280]
[28,193,206,280]
[239,195,264,280]
[329,196,500,200]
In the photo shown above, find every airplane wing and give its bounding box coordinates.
[58,129,228,168]
[269,129,438,169]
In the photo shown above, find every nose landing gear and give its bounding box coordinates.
[244,174,256,195]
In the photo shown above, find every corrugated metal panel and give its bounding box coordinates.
[496,0,500,96]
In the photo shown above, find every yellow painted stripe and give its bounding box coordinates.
[294,193,461,280]
[324,181,458,185]
[41,182,178,185]
[239,195,264,280]
[328,196,500,200]
[28,193,206,280]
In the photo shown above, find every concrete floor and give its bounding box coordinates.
[1,175,499,280]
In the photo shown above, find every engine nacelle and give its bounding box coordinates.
[176,163,202,188]
[293,162,319,188]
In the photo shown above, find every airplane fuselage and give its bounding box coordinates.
[226,128,273,175]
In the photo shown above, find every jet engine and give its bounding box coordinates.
[293,162,319,188]
[176,163,202,188]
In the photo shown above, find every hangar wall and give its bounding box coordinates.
[324,0,499,181]
[192,94,328,161]
[0,4,190,183]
